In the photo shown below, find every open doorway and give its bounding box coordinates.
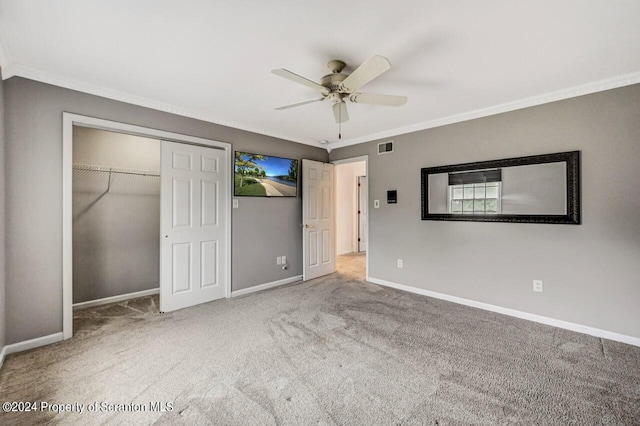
[333,156,368,281]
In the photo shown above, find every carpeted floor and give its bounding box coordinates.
[1,255,639,425]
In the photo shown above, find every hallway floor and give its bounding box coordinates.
[336,252,365,281]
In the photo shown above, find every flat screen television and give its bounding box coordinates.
[234,151,299,197]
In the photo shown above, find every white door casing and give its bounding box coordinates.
[160,140,228,312]
[302,159,335,280]
[358,175,367,252]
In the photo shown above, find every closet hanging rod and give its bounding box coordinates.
[73,163,160,177]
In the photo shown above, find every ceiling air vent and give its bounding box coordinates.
[378,141,394,155]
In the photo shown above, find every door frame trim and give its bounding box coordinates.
[62,113,232,340]
[331,155,369,281]
[356,175,366,253]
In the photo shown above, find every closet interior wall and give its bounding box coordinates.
[72,127,161,304]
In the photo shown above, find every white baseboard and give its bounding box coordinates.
[367,277,640,347]
[337,250,354,256]
[73,288,159,310]
[232,275,303,297]
[3,332,65,357]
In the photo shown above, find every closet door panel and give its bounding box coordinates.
[172,242,192,294]
[201,180,218,227]
[172,179,192,228]
[161,141,227,312]
[200,240,218,288]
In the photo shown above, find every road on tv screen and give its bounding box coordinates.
[260,177,296,196]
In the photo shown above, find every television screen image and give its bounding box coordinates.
[234,151,299,197]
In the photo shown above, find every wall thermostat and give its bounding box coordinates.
[387,190,397,204]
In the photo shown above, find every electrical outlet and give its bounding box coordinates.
[397,259,403,268]
[233,199,239,209]
[282,255,287,264]
[276,256,282,265]
[374,200,380,208]
[533,280,543,292]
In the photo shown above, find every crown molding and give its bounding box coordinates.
[4,64,324,149]
[5,63,640,152]
[0,36,12,72]
[1,62,19,79]
[328,71,640,150]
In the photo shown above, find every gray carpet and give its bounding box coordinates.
[1,265,639,425]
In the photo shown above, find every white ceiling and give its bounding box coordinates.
[1,0,639,149]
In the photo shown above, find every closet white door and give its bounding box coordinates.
[160,141,228,312]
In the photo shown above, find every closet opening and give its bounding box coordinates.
[63,113,232,340]
[72,127,161,317]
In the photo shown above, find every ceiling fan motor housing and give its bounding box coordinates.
[320,72,347,92]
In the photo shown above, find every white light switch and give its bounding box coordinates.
[374,200,380,208]
[233,199,239,209]
[533,280,543,292]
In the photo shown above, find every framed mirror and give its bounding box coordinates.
[421,151,580,224]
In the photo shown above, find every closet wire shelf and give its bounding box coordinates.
[72,164,160,193]
[72,163,160,177]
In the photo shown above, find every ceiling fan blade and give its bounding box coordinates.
[274,97,325,110]
[348,92,407,106]
[271,69,329,95]
[339,55,391,93]
[332,101,349,123]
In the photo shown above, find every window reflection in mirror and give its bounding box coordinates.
[421,151,580,224]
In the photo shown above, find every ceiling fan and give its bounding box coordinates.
[271,55,407,139]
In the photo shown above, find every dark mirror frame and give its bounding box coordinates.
[421,151,581,224]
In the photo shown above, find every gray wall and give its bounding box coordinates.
[4,77,327,344]
[231,137,328,291]
[330,84,640,339]
[73,128,161,303]
[0,71,6,352]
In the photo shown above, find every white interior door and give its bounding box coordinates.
[302,159,335,280]
[160,140,228,312]
[358,176,367,252]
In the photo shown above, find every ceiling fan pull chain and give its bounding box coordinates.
[339,104,342,139]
